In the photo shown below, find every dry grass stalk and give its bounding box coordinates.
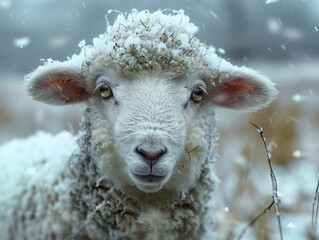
[236,123,283,240]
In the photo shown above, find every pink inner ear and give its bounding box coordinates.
[210,79,258,108]
[36,73,88,104]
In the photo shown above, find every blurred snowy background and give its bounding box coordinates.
[1,0,319,239]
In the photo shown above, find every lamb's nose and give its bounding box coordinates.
[136,145,167,165]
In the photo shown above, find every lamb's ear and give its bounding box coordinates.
[24,62,89,105]
[209,67,277,111]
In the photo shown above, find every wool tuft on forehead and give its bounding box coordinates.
[55,9,225,79]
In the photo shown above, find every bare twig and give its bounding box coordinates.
[236,123,284,240]
[237,200,275,239]
[311,177,319,236]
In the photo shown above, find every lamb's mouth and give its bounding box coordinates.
[132,173,166,183]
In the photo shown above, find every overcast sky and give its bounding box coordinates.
[1,0,319,75]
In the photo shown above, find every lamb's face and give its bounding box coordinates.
[90,71,212,193]
[25,62,277,194]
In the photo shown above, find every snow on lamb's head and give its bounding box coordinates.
[77,9,214,76]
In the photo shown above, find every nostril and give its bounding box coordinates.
[136,146,167,164]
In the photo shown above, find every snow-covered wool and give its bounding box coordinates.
[0,9,277,239]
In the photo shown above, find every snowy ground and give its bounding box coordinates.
[0,61,319,239]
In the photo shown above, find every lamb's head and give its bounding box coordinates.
[24,10,277,194]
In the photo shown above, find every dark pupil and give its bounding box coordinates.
[193,87,203,96]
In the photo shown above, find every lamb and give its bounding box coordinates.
[0,9,277,240]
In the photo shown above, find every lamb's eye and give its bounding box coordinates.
[98,83,113,99]
[191,86,205,102]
